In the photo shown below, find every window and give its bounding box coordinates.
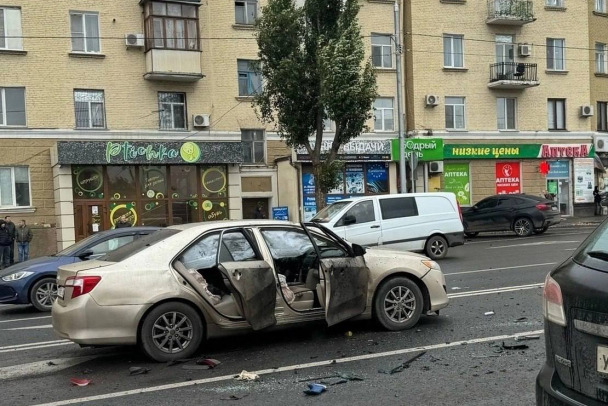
[380,197,418,220]
[0,87,26,126]
[547,99,566,130]
[337,201,376,225]
[158,92,186,130]
[0,7,23,50]
[598,102,608,132]
[241,129,265,163]
[180,233,220,270]
[74,90,105,128]
[596,43,607,74]
[219,231,257,262]
[144,1,199,50]
[475,198,497,210]
[443,34,464,68]
[70,11,100,53]
[0,167,30,207]
[261,228,314,258]
[497,97,516,130]
[596,0,607,13]
[323,116,336,132]
[546,38,565,70]
[235,1,257,25]
[89,235,136,257]
[373,98,394,131]
[371,34,393,68]
[445,97,466,129]
[546,0,564,6]
[237,59,262,96]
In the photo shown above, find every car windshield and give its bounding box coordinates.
[55,234,105,257]
[574,220,608,270]
[100,229,181,262]
[311,201,351,223]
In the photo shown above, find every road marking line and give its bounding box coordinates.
[31,329,544,406]
[0,356,96,381]
[3,324,53,331]
[0,342,73,354]
[0,315,51,324]
[448,283,543,298]
[0,339,69,351]
[464,230,593,244]
[488,241,580,249]
[444,262,556,276]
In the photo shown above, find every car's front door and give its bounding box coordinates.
[335,200,381,247]
[466,197,498,232]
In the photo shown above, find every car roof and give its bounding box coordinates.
[167,220,294,232]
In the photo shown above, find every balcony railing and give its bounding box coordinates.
[488,62,539,89]
[487,0,535,25]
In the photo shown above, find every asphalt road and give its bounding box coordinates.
[0,225,598,406]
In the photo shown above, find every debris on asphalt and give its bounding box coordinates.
[182,365,212,370]
[320,377,348,386]
[235,370,259,381]
[220,394,250,401]
[514,317,528,323]
[451,287,461,290]
[303,383,327,395]
[345,331,353,337]
[47,361,57,366]
[69,378,91,386]
[471,354,500,358]
[196,358,221,368]
[484,311,495,316]
[166,358,194,367]
[129,367,151,376]
[501,341,529,350]
[379,351,427,374]
[514,335,541,341]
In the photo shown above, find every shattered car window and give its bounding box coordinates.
[220,232,257,262]
[180,233,219,270]
[261,228,313,257]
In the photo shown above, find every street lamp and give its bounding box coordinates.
[394,0,408,193]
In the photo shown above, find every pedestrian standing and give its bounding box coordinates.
[253,206,266,219]
[4,216,15,265]
[15,219,33,262]
[0,220,11,269]
[115,214,132,228]
[594,186,603,216]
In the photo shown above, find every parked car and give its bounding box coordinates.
[0,227,161,311]
[311,193,465,260]
[536,217,608,405]
[461,194,561,237]
[52,220,449,362]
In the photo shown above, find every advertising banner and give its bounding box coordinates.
[495,162,521,194]
[444,163,471,205]
[390,138,444,161]
[573,158,595,203]
[272,207,289,220]
[295,140,392,162]
[546,160,570,179]
[444,143,594,160]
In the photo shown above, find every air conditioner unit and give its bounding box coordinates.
[518,43,532,57]
[580,105,594,117]
[596,135,608,152]
[125,33,145,47]
[192,114,210,127]
[425,94,439,107]
[429,161,444,173]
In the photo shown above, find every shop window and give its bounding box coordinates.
[141,199,169,227]
[70,11,100,53]
[170,165,197,199]
[72,165,104,199]
[0,166,30,207]
[547,99,566,130]
[598,102,608,132]
[140,165,167,198]
[107,166,137,200]
[158,92,186,130]
[144,1,199,51]
[171,200,198,225]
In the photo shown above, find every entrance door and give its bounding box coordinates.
[242,198,269,219]
[74,202,107,241]
[558,179,571,215]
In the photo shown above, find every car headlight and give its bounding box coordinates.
[2,271,34,282]
[421,260,440,271]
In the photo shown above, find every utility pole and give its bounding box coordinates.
[394,0,407,193]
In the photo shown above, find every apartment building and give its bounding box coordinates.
[403,0,604,216]
[590,0,608,188]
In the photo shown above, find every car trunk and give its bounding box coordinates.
[55,260,115,307]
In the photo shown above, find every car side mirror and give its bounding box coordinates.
[78,250,94,260]
[343,215,356,226]
[352,244,366,257]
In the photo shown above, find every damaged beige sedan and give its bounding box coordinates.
[52,221,449,362]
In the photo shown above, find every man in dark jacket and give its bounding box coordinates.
[15,219,33,263]
[115,215,132,228]
[0,220,11,269]
[4,216,15,265]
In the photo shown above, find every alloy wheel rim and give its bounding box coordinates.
[151,311,194,354]
[36,282,58,308]
[515,220,531,235]
[430,239,445,256]
[383,286,416,323]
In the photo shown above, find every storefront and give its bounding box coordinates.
[390,138,444,193]
[55,140,242,241]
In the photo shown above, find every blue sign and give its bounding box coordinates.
[272,206,289,221]
[302,173,315,195]
[547,160,569,179]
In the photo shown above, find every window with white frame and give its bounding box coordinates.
[238,59,262,96]
[144,1,199,51]
[547,99,566,130]
[158,92,186,130]
[373,98,394,132]
[0,7,23,50]
[241,129,265,163]
[70,11,100,53]
[323,116,336,132]
[546,38,565,70]
[443,34,464,68]
[596,43,607,74]
[74,90,105,129]
[235,1,257,25]
[598,102,608,132]
[596,0,607,13]
[0,167,30,207]
[445,97,466,129]
[0,87,26,126]
[546,0,564,7]
[371,34,393,68]
[497,97,516,130]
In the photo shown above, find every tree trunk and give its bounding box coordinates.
[312,162,327,212]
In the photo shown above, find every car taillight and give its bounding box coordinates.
[536,203,550,211]
[457,201,463,224]
[65,276,101,299]
[542,274,566,326]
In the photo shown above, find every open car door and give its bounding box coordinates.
[302,223,370,326]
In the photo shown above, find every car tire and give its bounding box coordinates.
[534,226,549,235]
[374,277,424,331]
[140,302,204,362]
[513,218,533,237]
[464,231,479,238]
[425,235,448,259]
[29,277,58,312]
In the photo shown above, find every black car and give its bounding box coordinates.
[461,194,561,237]
[537,217,608,405]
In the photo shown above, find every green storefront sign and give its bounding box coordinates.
[444,144,594,159]
[391,138,444,162]
[444,163,470,205]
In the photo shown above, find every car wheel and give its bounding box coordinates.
[534,226,549,235]
[374,277,424,331]
[140,302,204,362]
[513,218,533,237]
[425,235,448,260]
[464,231,479,238]
[29,277,58,312]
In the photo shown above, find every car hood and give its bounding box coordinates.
[363,247,430,276]
[0,256,74,278]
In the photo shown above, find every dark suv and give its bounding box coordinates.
[537,218,608,405]
[461,194,561,237]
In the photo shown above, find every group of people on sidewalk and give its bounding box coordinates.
[0,216,33,269]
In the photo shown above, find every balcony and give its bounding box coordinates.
[144,49,203,82]
[488,62,539,89]
[487,0,535,25]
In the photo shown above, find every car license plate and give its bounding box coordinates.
[598,345,608,374]
[57,286,65,300]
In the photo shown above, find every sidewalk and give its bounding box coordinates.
[554,214,607,228]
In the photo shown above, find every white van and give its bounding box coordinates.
[311,193,465,259]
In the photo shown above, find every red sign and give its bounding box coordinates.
[496,162,521,194]
[539,161,550,175]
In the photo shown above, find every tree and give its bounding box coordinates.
[254,0,377,210]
